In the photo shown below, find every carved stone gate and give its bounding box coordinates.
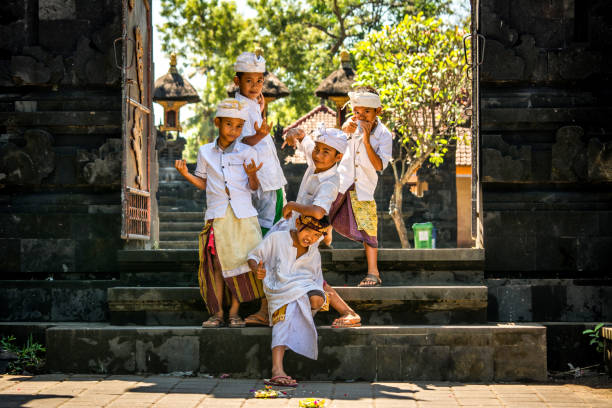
[120,0,153,240]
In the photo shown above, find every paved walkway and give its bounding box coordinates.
[0,375,610,407]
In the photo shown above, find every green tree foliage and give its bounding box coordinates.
[354,13,470,247]
[157,0,451,159]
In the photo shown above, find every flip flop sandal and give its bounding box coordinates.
[358,274,382,287]
[332,314,362,328]
[264,375,298,387]
[228,315,246,328]
[244,313,269,326]
[202,316,224,328]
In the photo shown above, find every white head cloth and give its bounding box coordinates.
[348,91,382,109]
[215,98,249,121]
[313,124,348,154]
[234,52,266,73]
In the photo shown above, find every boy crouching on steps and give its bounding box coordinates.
[247,215,330,387]
[175,98,264,328]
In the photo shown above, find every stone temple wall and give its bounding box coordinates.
[0,0,126,278]
[479,0,612,321]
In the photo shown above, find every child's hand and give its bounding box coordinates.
[255,260,266,279]
[281,128,304,149]
[243,159,263,176]
[341,116,358,134]
[360,120,374,138]
[282,201,295,219]
[254,116,271,138]
[257,93,266,114]
[174,159,188,176]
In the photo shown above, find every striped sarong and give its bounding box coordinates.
[198,222,264,315]
[329,184,378,248]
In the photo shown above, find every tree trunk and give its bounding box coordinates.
[389,181,411,248]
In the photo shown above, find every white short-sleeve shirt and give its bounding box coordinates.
[195,139,259,221]
[295,135,340,214]
[338,121,392,201]
[235,92,287,192]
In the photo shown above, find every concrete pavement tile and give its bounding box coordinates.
[152,394,205,408]
[196,397,247,408]
[20,397,73,407]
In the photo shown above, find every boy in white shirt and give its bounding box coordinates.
[232,51,287,236]
[175,98,264,328]
[277,125,362,328]
[247,215,329,387]
[330,86,392,287]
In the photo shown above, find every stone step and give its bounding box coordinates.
[118,249,485,286]
[37,322,546,381]
[159,212,204,222]
[158,241,198,249]
[107,286,488,326]
[159,222,203,232]
[159,231,200,241]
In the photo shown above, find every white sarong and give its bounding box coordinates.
[272,294,318,360]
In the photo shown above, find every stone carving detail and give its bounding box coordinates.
[551,126,587,182]
[10,46,65,86]
[481,3,605,82]
[482,135,531,182]
[0,129,55,186]
[77,139,122,185]
[587,139,612,182]
[551,126,612,183]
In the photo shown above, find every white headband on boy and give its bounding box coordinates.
[313,124,348,154]
[234,52,266,73]
[215,98,249,121]
[348,91,382,109]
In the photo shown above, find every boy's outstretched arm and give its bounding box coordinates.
[283,201,326,220]
[281,128,305,149]
[175,159,207,190]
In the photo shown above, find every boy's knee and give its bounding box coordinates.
[309,295,325,310]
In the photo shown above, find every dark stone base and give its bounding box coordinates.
[40,323,546,382]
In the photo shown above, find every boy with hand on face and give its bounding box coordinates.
[248,215,330,387]
[175,98,264,328]
[330,86,392,288]
[233,51,287,236]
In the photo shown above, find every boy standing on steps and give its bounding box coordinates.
[175,98,264,328]
[330,86,392,287]
[232,51,287,236]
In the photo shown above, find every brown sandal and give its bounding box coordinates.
[358,274,382,287]
[244,313,269,326]
[228,315,246,328]
[202,315,224,328]
[332,312,362,328]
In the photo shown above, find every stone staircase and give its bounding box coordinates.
[157,165,205,249]
[0,162,548,381]
[0,248,548,381]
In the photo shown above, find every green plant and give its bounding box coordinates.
[1,334,46,374]
[582,323,605,353]
[354,13,470,247]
